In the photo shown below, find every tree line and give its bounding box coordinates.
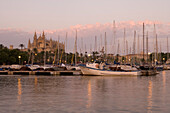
[0,44,28,65]
[1,43,169,65]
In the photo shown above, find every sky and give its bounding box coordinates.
[0,0,170,54]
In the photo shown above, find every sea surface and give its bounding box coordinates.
[0,71,170,113]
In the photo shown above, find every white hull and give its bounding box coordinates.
[80,66,141,76]
[66,65,81,71]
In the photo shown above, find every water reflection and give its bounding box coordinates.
[17,78,22,104]
[162,71,166,88]
[147,80,152,113]
[86,80,92,109]
[1,73,170,113]
[96,77,107,92]
[35,77,38,86]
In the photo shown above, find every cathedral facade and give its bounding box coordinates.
[27,31,65,53]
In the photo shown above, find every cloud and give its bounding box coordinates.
[0,20,170,53]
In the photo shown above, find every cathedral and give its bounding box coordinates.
[27,31,65,53]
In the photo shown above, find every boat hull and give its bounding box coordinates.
[141,70,158,76]
[80,66,141,76]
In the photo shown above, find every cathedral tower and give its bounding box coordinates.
[42,31,45,48]
[28,39,31,49]
[33,31,37,48]
[50,38,53,49]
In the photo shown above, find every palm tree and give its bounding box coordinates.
[19,44,24,50]
[0,44,4,49]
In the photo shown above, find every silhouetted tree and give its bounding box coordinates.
[19,44,24,50]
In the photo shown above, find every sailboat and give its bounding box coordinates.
[80,61,141,76]
[80,30,141,76]
[52,36,67,71]
[163,37,170,70]
[139,23,158,75]
[66,30,81,71]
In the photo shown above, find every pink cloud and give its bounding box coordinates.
[0,20,169,53]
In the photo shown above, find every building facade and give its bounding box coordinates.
[27,31,65,53]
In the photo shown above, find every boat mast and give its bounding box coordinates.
[146,31,148,64]
[133,30,136,65]
[143,23,145,64]
[95,36,97,52]
[58,35,60,65]
[126,40,128,63]
[90,44,92,54]
[99,36,100,53]
[133,31,136,54]
[126,40,128,55]
[124,28,126,56]
[105,32,107,60]
[101,34,102,50]
[137,35,140,64]
[65,32,67,64]
[75,30,77,65]
[81,37,83,63]
[153,24,156,65]
[160,41,162,63]
[123,28,126,64]
[81,37,83,55]
[167,37,169,61]
[117,40,120,62]
[53,44,57,65]
[79,39,81,55]
[31,49,34,65]
[113,20,116,62]
[112,20,116,55]
[44,35,46,66]
[84,44,86,63]
[156,34,158,64]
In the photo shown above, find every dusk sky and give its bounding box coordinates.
[0,0,170,53]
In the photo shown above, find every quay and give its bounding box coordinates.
[0,70,82,76]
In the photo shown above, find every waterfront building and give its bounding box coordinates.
[9,45,13,50]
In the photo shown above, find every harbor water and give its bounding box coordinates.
[0,71,170,113]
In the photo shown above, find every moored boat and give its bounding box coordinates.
[80,62,141,76]
[80,66,141,76]
[139,65,158,76]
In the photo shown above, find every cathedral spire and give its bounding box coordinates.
[33,31,37,48]
[28,38,31,49]
[42,31,45,48]
[42,31,45,40]
[34,31,37,37]
[42,31,45,36]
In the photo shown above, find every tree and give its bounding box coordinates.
[8,56,16,64]
[0,44,4,49]
[0,51,9,65]
[19,44,24,50]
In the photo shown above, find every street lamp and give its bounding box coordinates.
[18,56,21,65]
[148,52,151,63]
[163,58,165,64]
